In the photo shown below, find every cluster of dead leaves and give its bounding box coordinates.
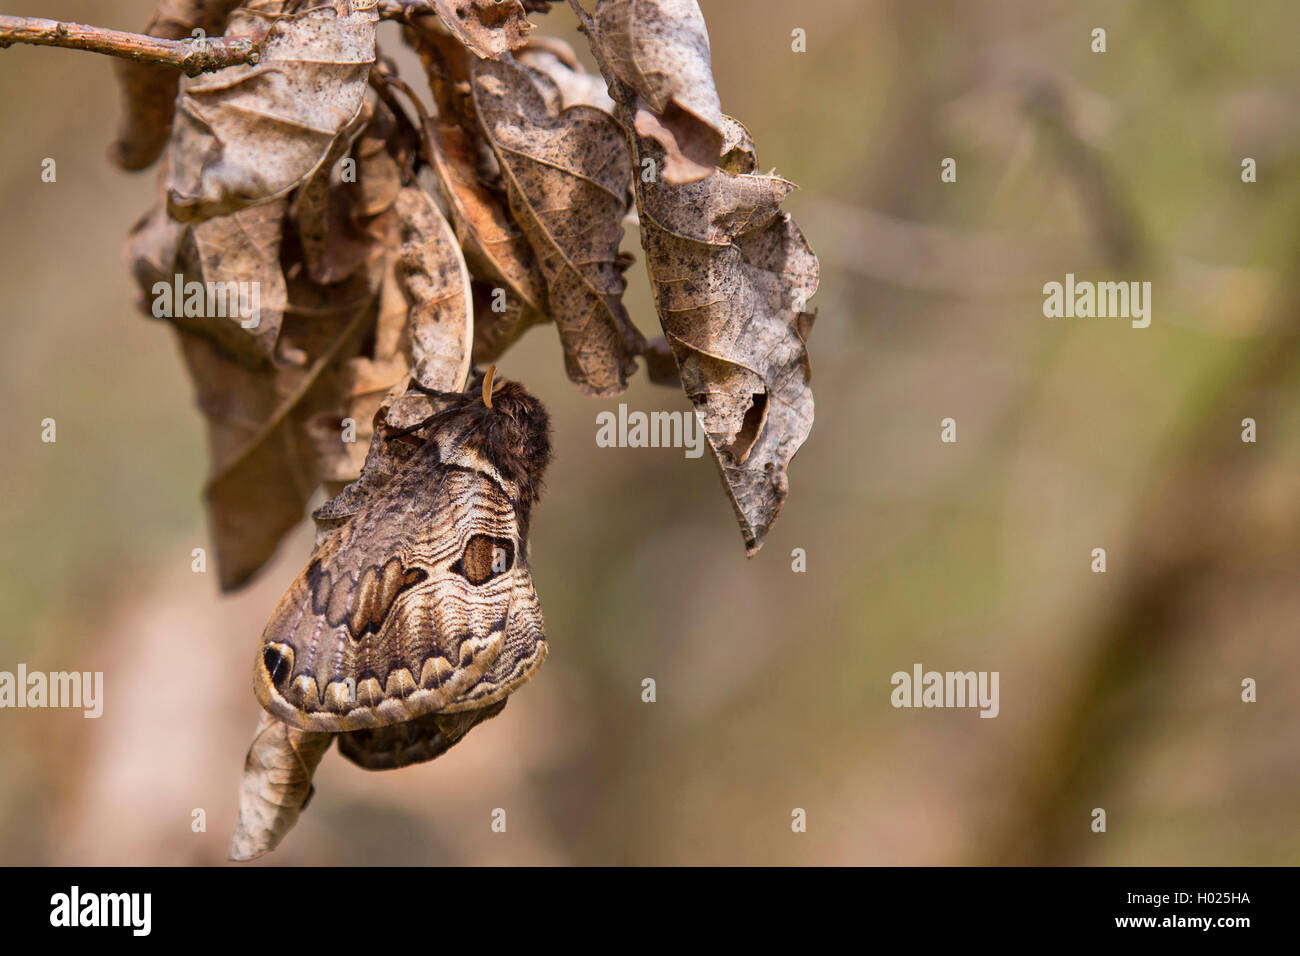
[117,0,818,595]
[113,0,817,861]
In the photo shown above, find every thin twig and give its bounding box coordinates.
[0,14,263,76]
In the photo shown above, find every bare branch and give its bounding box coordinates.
[0,14,263,76]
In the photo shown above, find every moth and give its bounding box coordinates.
[253,367,552,770]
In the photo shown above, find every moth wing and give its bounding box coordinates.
[336,699,508,771]
[254,447,546,732]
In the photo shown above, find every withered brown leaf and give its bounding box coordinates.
[229,712,333,862]
[427,120,547,316]
[427,0,534,60]
[166,0,378,222]
[517,41,616,113]
[425,121,550,362]
[126,191,288,364]
[593,0,724,183]
[471,54,644,396]
[109,0,247,171]
[194,261,382,590]
[176,199,290,363]
[631,117,818,554]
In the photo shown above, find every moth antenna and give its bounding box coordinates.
[482,364,497,409]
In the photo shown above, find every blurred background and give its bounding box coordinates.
[1,0,1298,865]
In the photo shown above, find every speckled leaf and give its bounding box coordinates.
[427,121,546,313]
[471,54,644,396]
[632,117,818,554]
[429,0,533,60]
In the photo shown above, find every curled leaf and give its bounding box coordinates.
[109,0,247,171]
[174,199,290,363]
[632,117,818,553]
[393,185,475,391]
[426,120,547,315]
[166,0,378,222]
[593,0,724,183]
[517,42,616,112]
[229,712,334,861]
[471,55,644,396]
[126,193,288,364]
[194,261,382,590]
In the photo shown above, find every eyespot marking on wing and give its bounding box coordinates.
[451,534,515,585]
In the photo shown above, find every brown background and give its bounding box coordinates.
[1,0,1298,864]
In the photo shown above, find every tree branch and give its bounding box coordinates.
[0,15,263,76]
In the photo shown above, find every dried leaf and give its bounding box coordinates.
[393,185,475,391]
[471,55,644,395]
[471,280,547,364]
[166,0,378,222]
[109,0,247,171]
[632,117,818,554]
[173,199,290,363]
[517,43,616,112]
[408,26,551,361]
[311,259,412,486]
[428,0,533,60]
[593,0,724,183]
[126,190,289,364]
[291,102,376,285]
[229,711,333,861]
[427,120,547,315]
[195,262,381,590]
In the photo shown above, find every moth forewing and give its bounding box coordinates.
[252,374,552,740]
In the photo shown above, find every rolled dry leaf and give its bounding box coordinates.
[593,0,724,183]
[229,711,333,861]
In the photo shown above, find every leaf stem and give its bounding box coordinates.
[0,14,263,76]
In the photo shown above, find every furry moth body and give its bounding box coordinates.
[253,371,552,765]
